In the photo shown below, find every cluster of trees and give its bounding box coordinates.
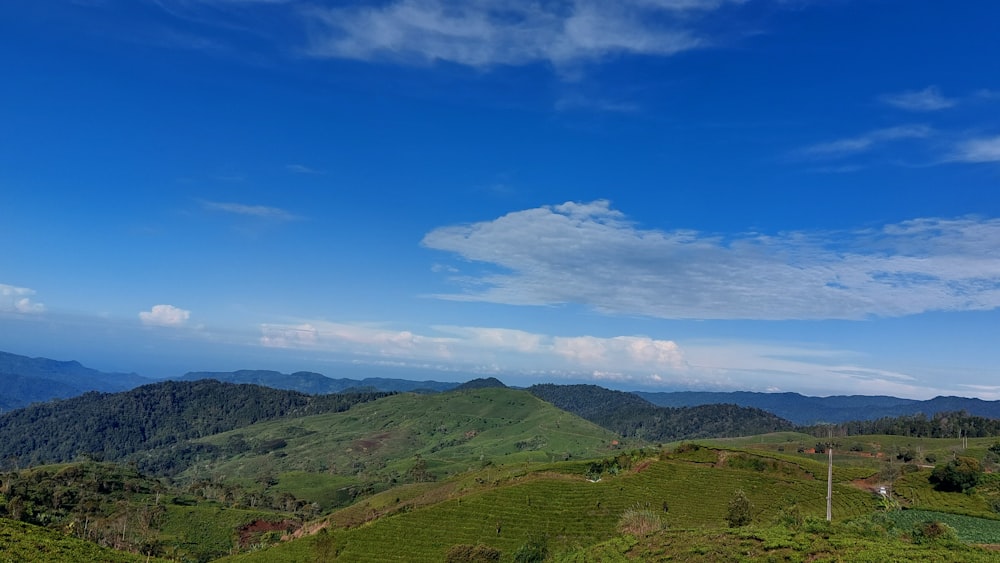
[528,384,793,442]
[804,411,1000,439]
[0,462,167,553]
[0,380,391,474]
[929,457,982,492]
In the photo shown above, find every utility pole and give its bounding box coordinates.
[826,428,833,522]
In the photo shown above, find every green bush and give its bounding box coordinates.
[512,534,549,563]
[910,521,959,545]
[726,489,753,527]
[929,457,982,492]
[445,544,502,563]
[617,504,665,536]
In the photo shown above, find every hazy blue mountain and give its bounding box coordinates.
[0,351,152,411]
[177,370,460,394]
[635,391,1000,425]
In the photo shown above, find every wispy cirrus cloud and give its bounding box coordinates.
[286,163,325,175]
[948,135,1000,163]
[303,0,747,70]
[422,200,1000,321]
[798,125,932,158]
[0,284,46,314]
[201,199,301,221]
[880,86,956,111]
[139,304,191,327]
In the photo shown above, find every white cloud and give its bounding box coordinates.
[0,284,45,314]
[260,320,686,374]
[255,318,978,398]
[139,304,191,327]
[799,125,932,158]
[880,86,956,111]
[948,136,1000,163]
[303,0,745,69]
[679,340,957,399]
[422,200,1000,320]
[286,164,324,175]
[201,200,300,221]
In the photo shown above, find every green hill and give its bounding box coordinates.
[183,387,622,508]
[0,380,389,473]
[529,384,794,441]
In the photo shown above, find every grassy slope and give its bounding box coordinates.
[186,388,622,506]
[0,518,166,563]
[556,523,1000,562]
[221,446,879,562]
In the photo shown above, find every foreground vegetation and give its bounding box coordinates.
[3,383,1000,561]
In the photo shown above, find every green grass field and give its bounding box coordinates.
[220,446,880,562]
[0,518,168,563]
[185,388,622,505]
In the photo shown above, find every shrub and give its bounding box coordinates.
[618,504,665,536]
[726,489,753,527]
[445,544,502,563]
[512,534,549,563]
[673,443,701,454]
[911,521,959,545]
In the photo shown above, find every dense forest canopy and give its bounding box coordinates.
[0,380,391,474]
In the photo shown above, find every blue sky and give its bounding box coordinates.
[2,0,999,399]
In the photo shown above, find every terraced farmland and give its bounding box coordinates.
[223,449,877,562]
[888,510,1000,544]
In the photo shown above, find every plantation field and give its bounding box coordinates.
[888,510,1000,544]
[0,518,166,563]
[159,503,297,561]
[706,433,996,465]
[222,449,877,562]
[892,470,1000,518]
[554,520,1000,562]
[186,388,622,498]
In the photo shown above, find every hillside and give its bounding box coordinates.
[4,433,1000,561]
[637,390,1000,425]
[0,351,152,411]
[0,380,389,473]
[530,384,794,441]
[218,438,1000,563]
[183,387,621,506]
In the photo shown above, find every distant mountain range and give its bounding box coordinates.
[0,351,151,411]
[3,350,1000,426]
[635,391,1000,425]
[176,369,459,394]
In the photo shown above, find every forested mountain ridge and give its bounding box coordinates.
[636,390,1000,425]
[0,380,390,473]
[804,410,1000,438]
[178,369,459,394]
[0,351,152,411]
[529,384,794,441]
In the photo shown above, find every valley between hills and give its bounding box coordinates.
[2,351,1000,562]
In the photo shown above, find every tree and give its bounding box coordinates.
[929,456,981,492]
[726,489,753,527]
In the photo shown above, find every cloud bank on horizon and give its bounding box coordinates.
[2,0,999,400]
